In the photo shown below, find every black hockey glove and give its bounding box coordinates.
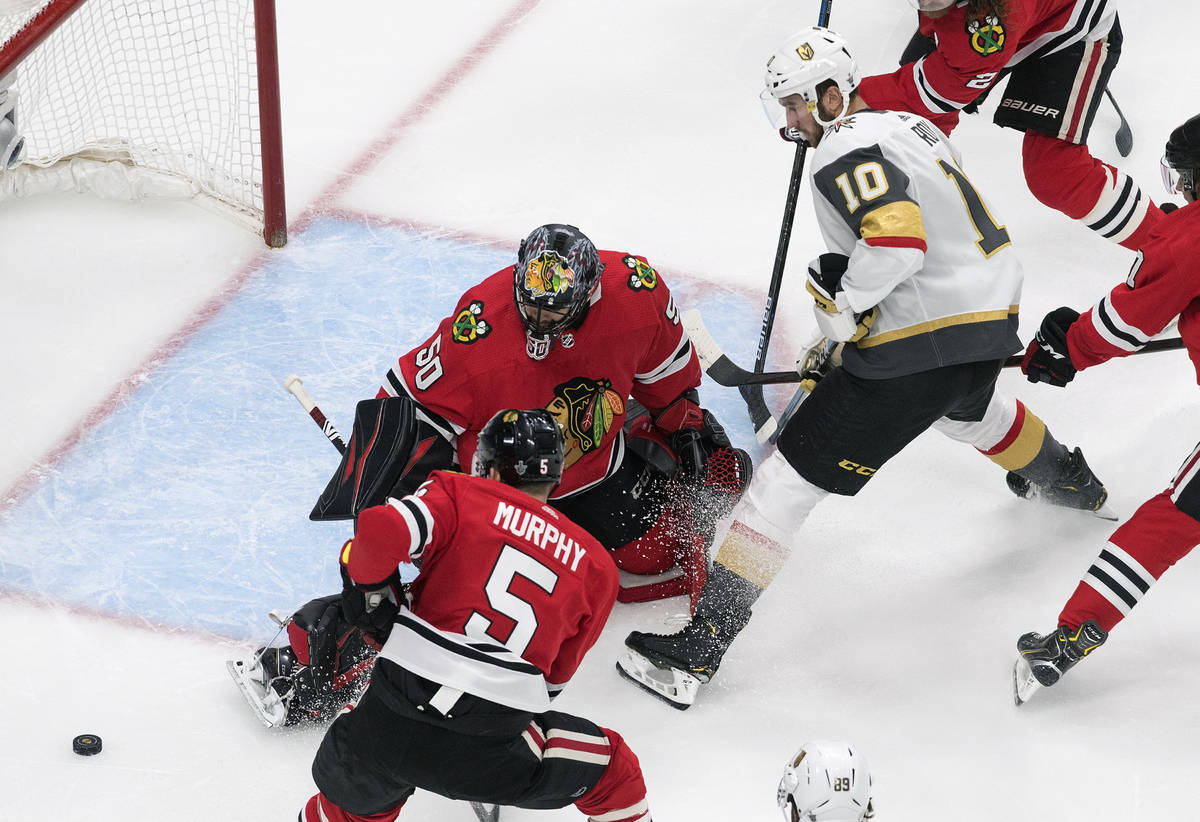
[807,253,877,343]
[1021,307,1081,387]
[670,409,734,482]
[338,553,402,640]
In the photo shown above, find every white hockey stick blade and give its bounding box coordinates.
[754,415,778,445]
[226,657,289,728]
[469,801,501,822]
[681,309,722,370]
[615,648,702,710]
[1012,656,1042,706]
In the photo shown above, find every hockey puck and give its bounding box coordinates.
[72,734,102,756]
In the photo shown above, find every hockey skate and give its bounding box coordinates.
[1012,619,1108,705]
[1007,447,1116,520]
[227,643,298,728]
[227,602,378,727]
[617,617,737,710]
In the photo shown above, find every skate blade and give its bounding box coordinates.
[468,801,500,822]
[1021,486,1120,521]
[615,648,701,710]
[226,657,288,728]
[1012,656,1042,706]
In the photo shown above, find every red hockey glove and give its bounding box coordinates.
[338,539,402,640]
[1022,307,1080,387]
[653,393,738,482]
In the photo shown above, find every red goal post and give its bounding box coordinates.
[0,0,287,247]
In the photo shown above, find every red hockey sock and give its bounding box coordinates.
[300,793,403,822]
[1059,492,1200,632]
[574,729,651,822]
[1022,131,1159,250]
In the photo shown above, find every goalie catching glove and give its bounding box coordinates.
[806,253,877,343]
[1021,307,1080,387]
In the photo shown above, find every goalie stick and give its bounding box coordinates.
[281,376,503,822]
[738,0,834,444]
[685,309,1187,388]
[284,374,348,454]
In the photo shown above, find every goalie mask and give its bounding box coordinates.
[513,223,603,361]
[1162,113,1200,198]
[472,408,565,487]
[761,26,861,132]
[777,741,874,822]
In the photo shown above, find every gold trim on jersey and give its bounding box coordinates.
[860,201,926,244]
[856,305,1019,348]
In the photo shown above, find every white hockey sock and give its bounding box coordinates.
[712,451,827,591]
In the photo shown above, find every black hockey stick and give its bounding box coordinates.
[686,309,1186,387]
[1105,89,1133,158]
[737,0,834,443]
[284,374,348,454]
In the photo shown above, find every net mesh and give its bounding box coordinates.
[0,0,264,227]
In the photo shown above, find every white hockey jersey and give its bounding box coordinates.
[809,108,1024,378]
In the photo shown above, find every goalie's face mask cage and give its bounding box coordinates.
[776,741,874,822]
[472,408,565,487]
[1162,113,1200,198]
[513,223,603,361]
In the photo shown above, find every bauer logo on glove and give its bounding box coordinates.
[806,253,876,343]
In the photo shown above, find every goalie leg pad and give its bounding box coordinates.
[229,596,381,728]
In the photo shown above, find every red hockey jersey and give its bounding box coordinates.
[346,471,619,711]
[380,250,701,498]
[858,0,1116,133]
[1068,202,1200,382]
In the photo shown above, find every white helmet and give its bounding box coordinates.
[761,26,861,128]
[777,741,874,822]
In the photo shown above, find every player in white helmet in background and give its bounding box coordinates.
[617,26,1109,709]
[777,741,874,822]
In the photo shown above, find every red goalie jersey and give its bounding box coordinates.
[858,0,1117,133]
[347,470,619,708]
[380,250,701,498]
[1067,203,1200,382]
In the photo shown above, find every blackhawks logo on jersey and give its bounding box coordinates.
[546,376,625,468]
[451,300,491,344]
[623,255,658,291]
[967,15,1005,56]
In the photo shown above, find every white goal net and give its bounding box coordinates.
[0,0,286,246]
